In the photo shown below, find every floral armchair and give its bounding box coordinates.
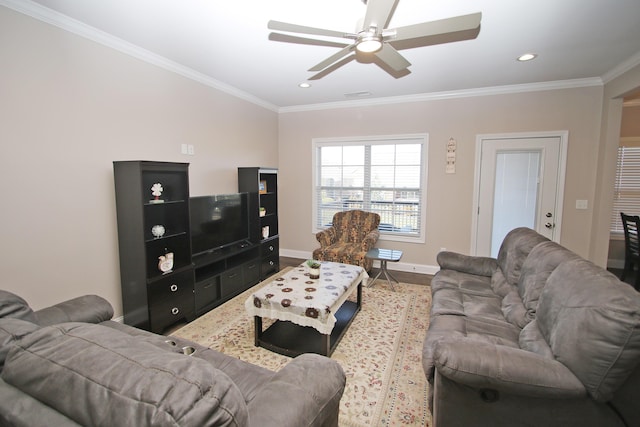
[313,210,381,271]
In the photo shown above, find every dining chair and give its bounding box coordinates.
[620,212,640,290]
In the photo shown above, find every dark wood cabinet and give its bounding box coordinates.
[192,244,260,316]
[238,167,280,279]
[113,161,195,333]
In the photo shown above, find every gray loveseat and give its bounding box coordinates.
[423,227,640,427]
[0,291,345,427]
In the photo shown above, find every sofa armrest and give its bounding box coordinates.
[315,227,338,248]
[34,295,114,326]
[436,251,497,277]
[247,354,345,427]
[361,229,380,250]
[433,338,586,399]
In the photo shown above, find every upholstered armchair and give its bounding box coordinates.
[313,210,381,271]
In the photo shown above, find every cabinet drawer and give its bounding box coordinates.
[261,255,279,278]
[148,270,194,305]
[244,260,260,286]
[220,266,243,299]
[195,277,219,314]
[148,270,194,333]
[260,238,279,257]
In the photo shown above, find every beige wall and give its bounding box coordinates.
[278,87,604,268]
[590,63,640,266]
[621,106,640,137]
[606,90,640,266]
[0,8,278,314]
[3,5,640,316]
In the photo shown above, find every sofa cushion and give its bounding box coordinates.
[501,289,528,328]
[1,322,248,426]
[501,241,579,329]
[422,314,520,380]
[494,227,549,291]
[537,259,640,402]
[0,291,37,323]
[518,319,554,359]
[431,269,495,296]
[0,318,39,371]
[430,287,505,321]
[516,241,579,321]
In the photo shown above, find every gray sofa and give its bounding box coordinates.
[0,291,345,427]
[423,227,640,427]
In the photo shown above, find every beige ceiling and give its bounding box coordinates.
[8,0,640,110]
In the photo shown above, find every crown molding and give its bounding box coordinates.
[602,49,640,84]
[0,0,280,112]
[2,0,625,115]
[278,78,604,113]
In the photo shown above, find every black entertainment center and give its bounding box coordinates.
[113,161,279,334]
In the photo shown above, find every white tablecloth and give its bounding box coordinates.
[245,261,367,335]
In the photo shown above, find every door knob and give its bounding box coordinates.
[545,222,554,229]
[546,212,552,218]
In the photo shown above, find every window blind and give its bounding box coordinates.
[611,146,640,233]
[313,135,427,242]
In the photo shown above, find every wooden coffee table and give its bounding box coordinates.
[245,261,367,357]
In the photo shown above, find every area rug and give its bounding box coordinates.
[172,267,433,426]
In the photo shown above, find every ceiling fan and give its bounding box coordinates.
[268,0,481,80]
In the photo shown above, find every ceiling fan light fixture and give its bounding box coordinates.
[356,34,383,53]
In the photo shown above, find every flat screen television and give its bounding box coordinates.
[190,193,249,255]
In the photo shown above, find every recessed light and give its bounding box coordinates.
[517,53,538,62]
[299,82,311,88]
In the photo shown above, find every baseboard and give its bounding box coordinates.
[608,258,624,269]
[280,248,439,276]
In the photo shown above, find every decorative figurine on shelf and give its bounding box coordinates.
[151,224,166,239]
[158,251,174,274]
[259,207,266,217]
[150,182,164,203]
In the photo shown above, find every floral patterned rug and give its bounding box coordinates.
[172,268,433,426]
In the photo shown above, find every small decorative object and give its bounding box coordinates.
[150,183,165,203]
[151,224,166,238]
[306,259,321,280]
[259,180,267,194]
[446,137,457,174]
[262,226,269,239]
[158,251,174,274]
[259,207,266,217]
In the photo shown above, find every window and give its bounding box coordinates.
[312,134,428,243]
[611,142,640,233]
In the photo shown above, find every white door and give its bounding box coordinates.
[473,134,566,257]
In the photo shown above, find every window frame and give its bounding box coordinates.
[311,133,428,244]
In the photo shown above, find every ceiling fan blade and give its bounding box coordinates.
[269,33,349,49]
[375,43,410,71]
[309,44,357,72]
[309,55,356,80]
[390,12,481,42]
[362,0,399,31]
[373,58,412,79]
[268,20,351,39]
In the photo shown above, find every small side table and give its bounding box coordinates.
[366,248,403,291]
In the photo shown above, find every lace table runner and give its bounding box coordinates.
[245,261,367,334]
